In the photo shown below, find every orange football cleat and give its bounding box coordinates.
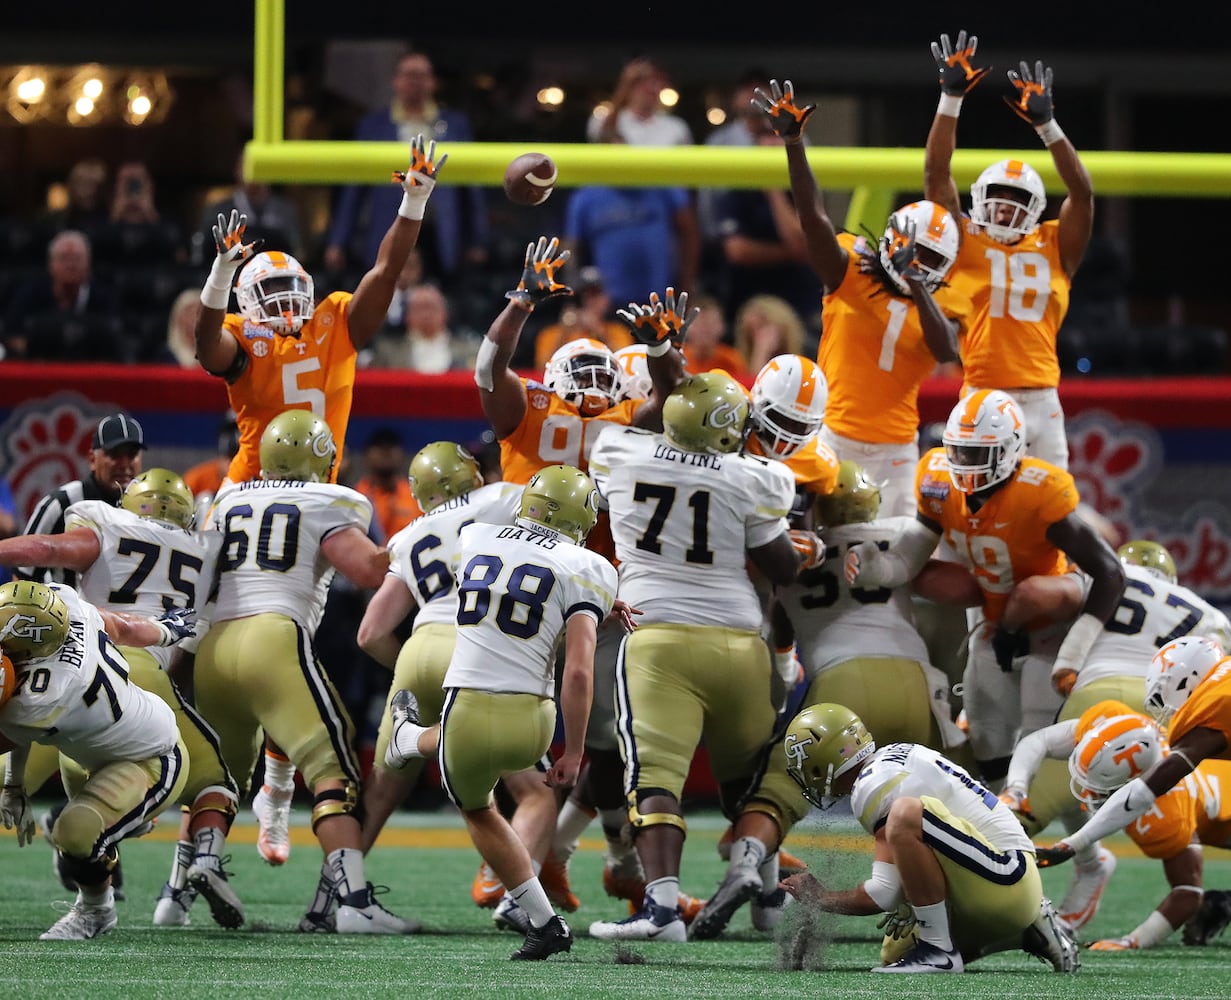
[778,847,808,876]
[472,862,504,909]
[678,892,705,926]
[603,857,646,909]
[540,850,580,913]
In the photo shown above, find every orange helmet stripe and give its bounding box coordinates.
[927,202,949,238]
[796,359,818,408]
[1005,160,1025,180]
[1077,715,1149,772]
[265,251,289,268]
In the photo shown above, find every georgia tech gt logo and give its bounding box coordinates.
[706,400,742,430]
[310,430,334,458]
[0,613,54,644]
[783,732,814,771]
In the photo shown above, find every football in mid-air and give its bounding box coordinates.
[503,152,557,206]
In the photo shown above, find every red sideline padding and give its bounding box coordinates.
[2,363,1230,428]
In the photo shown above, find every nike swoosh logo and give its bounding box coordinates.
[891,459,912,467]
[315,332,328,344]
[994,522,1010,529]
[933,955,954,970]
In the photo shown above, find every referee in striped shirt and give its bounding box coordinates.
[18,411,145,585]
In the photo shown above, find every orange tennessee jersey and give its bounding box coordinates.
[1168,657,1231,755]
[915,449,1078,622]
[951,218,1068,391]
[182,457,226,500]
[221,290,357,484]
[499,380,642,486]
[747,433,840,496]
[1128,760,1231,858]
[818,232,971,445]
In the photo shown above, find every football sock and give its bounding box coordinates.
[553,800,596,861]
[307,866,336,915]
[263,749,296,795]
[757,850,780,889]
[329,847,366,902]
[80,884,114,907]
[509,877,555,928]
[168,839,193,889]
[645,876,679,912]
[731,835,767,873]
[192,827,224,869]
[912,900,954,951]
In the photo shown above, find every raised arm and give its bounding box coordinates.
[347,134,445,348]
[194,209,261,376]
[1005,60,1094,277]
[752,80,848,293]
[475,237,573,440]
[924,30,989,220]
[617,287,693,430]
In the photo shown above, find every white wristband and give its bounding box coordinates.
[398,190,426,221]
[645,339,673,358]
[936,93,963,117]
[1035,120,1066,146]
[201,256,239,311]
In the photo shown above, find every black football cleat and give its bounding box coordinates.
[511,914,573,960]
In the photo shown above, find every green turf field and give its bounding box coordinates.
[3,807,1230,1000]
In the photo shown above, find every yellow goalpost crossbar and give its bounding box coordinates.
[246,0,1231,233]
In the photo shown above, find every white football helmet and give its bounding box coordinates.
[751,354,827,459]
[235,250,315,334]
[613,344,652,402]
[1068,713,1165,811]
[543,338,621,416]
[970,158,1046,244]
[1144,635,1226,724]
[879,200,959,295]
[942,389,1026,494]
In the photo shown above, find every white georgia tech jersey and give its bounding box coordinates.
[0,585,178,770]
[207,479,372,628]
[1076,563,1231,691]
[777,517,929,675]
[443,521,618,697]
[387,481,522,631]
[851,742,1034,855]
[589,427,795,629]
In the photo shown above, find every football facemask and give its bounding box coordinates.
[970,159,1046,244]
[543,339,621,416]
[235,251,315,334]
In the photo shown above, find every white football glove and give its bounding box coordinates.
[154,608,197,647]
[0,785,36,847]
[844,541,884,586]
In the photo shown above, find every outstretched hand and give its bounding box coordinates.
[931,30,990,96]
[750,79,815,141]
[617,287,697,354]
[506,236,573,310]
[1006,60,1056,126]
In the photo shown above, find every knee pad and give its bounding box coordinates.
[739,798,788,842]
[189,785,239,832]
[627,789,686,838]
[53,800,107,859]
[58,844,117,888]
[311,781,362,830]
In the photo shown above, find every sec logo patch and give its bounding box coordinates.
[252,340,269,357]
[530,392,549,410]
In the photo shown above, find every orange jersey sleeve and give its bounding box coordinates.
[818,233,971,445]
[746,434,840,495]
[1168,658,1231,754]
[951,219,1068,391]
[499,380,642,485]
[222,291,357,484]
[915,450,1078,621]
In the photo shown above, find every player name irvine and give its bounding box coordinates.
[652,443,724,469]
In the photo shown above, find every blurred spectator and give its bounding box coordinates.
[680,293,750,380]
[3,230,129,362]
[192,150,304,266]
[156,288,202,367]
[533,266,633,372]
[41,158,110,235]
[324,49,488,290]
[110,162,160,225]
[352,427,420,541]
[93,162,182,267]
[711,125,823,334]
[586,57,693,146]
[183,410,240,522]
[733,293,808,376]
[381,247,424,331]
[362,283,476,373]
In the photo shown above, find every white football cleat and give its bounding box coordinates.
[493,894,532,934]
[1023,897,1081,973]
[187,862,245,929]
[252,784,293,865]
[589,899,687,942]
[873,939,964,974]
[152,883,197,927]
[40,900,118,940]
[1058,847,1116,931]
[336,884,421,935]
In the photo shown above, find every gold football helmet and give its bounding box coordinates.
[661,372,749,456]
[121,468,195,529]
[259,409,336,483]
[0,581,71,662]
[783,703,877,810]
[814,461,881,528]
[408,442,484,513]
[1117,539,1177,585]
[518,464,600,544]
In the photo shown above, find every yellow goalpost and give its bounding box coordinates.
[244,0,1231,234]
